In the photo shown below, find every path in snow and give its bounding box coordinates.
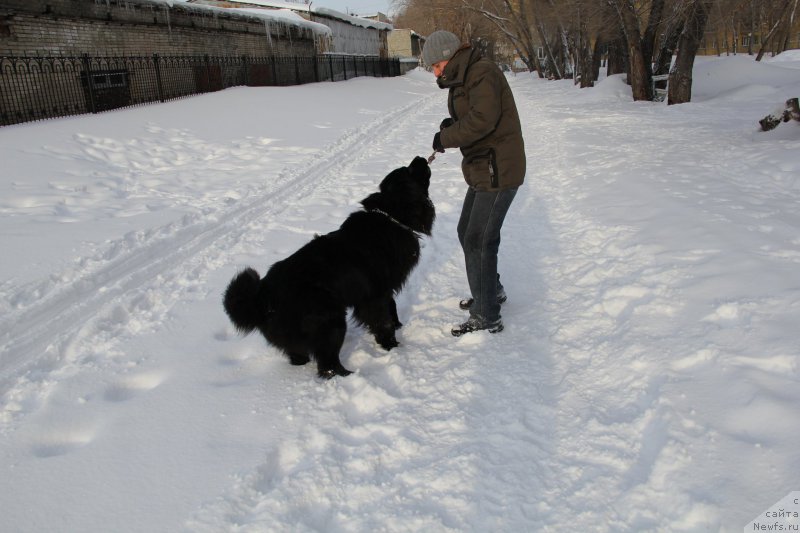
[510,78,800,529]
[177,85,556,530]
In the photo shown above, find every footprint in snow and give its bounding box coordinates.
[31,427,96,458]
[104,371,166,402]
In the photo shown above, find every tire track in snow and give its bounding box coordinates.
[0,94,440,421]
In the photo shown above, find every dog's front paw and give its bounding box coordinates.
[378,336,400,351]
[317,365,353,379]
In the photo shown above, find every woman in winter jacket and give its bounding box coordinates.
[423,30,526,336]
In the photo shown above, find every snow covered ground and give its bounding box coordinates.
[1,52,799,532]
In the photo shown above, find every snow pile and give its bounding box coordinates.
[1,57,799,532]
[572,73,632,103]
[132,0,331,36]
[199,0,393,30]
[764,48,800,68]
[233,7,333,35]
[314,7,392,30]
[691,54,800,102]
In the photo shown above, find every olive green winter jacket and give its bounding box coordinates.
[437,45,526,191]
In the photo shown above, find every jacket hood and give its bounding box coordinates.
[436,45,479,89]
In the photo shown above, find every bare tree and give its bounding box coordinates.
[534,4,565,79]
[606,36,628,75]
[669,0,715,104]
[394,0,758,105]
[755,0,799,60]
[392,0,482,38]
[566,1,616,87]
[466,0,545,76]
[642,0,667,66]
[608,0,653,100]
[652,0,694,87]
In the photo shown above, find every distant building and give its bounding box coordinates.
[387,29,423,60]
[356,12,423,62]
[0,0,323,58]
[698,18,800,55]
[188,0,392,57]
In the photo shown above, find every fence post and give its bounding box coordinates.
[294,56,300,85]
[153,53,165,102]
[313,56,319,83]
[329,55,334,82]
[81,53,96,114]
[204,54,211,92]
[242,55,249,86]
[342,56,347,81]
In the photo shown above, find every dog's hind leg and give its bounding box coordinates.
[288,352,311,366]
[354,294,400,351]
[313,316,353,379]
[389,297,402,330]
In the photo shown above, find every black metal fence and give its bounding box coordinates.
[0,54,401,127]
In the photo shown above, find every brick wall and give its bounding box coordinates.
[0,0,317,57]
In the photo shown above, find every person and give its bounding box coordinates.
[421,30,526,337]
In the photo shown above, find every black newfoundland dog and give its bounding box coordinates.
[223,156,435,378]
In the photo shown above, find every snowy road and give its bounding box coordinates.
[2,61,799,532]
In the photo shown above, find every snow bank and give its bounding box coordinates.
[692,55,800,102]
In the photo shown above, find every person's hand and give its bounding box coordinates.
[432,132,444,153]
[439,118,454,131]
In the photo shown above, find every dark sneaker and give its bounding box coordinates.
[458,289,507,311]
[451,317,504,337]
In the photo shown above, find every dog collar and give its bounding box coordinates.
[368,208,419,235]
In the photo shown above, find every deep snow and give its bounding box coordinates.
[1,53,799,532]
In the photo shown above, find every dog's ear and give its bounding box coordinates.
[361,191,382,211]
[379,167,405,195]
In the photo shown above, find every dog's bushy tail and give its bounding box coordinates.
[223,267,263,334]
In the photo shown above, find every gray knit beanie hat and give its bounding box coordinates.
[421,31,461,66]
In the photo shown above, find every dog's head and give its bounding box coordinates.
[361,157,435,235]
[378,156,431,196]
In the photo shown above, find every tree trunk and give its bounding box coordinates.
[536,21,562,79]
[611,0,653,101]
[607,37,627,76]
[653,8,683,80]
[591,40,603,83]
[748,0,756,55]
[577,6,595,88]
[558,24,573,79]
[579,40,595,87]
[642,0,667,71]
[507,0,545,76]
[668,0,714,105]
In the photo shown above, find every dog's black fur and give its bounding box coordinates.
[223,157,435,378]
